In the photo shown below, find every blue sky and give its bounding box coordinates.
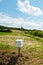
[0,0,43,30]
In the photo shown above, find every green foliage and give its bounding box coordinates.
[24,30,43,38]
[0,26,11,32]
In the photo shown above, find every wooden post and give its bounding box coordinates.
[18,47,20,57]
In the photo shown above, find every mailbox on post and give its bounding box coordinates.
[15,39,23,57]
[15,39,23,47]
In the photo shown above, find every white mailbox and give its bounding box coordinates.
[15,39,23,47]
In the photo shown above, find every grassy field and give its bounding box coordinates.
[0,30,43,65]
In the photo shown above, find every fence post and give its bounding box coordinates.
[18,47,20,57]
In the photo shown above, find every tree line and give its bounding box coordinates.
[0,26,11,32]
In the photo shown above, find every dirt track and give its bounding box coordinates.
[0,50,43,65]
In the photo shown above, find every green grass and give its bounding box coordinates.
[0,43,17,50]
[0,31,43,43]
[22,43,43,53]
[24,33,43,43]
[0,43,9,50]
[0,31,24,36]
[0,31,43,51]
[0,32,12,35]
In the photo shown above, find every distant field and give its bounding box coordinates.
[0,30,43,49]
[0,30,24,36]
[0,29,43,43]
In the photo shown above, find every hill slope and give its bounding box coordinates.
[0,25,43,65]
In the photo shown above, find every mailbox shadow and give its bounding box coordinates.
[7,55,19,65]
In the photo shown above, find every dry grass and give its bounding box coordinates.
[0,35,41,46]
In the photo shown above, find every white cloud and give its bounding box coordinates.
[0,13,43,30]
[17,0,43,16]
